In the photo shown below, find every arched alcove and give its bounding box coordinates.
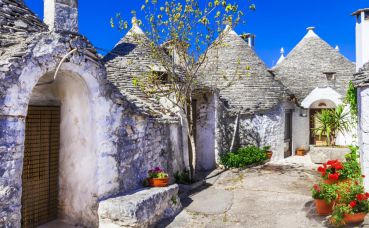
[22,70,99,227]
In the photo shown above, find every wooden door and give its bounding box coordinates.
[310,109,328,145]
[284,111,292,158]
[21,106,60,228]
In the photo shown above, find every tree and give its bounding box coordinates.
[111,0,255,179]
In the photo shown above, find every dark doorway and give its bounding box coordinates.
[284,111,292,158]
[21,106,60,228]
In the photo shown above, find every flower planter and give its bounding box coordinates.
[266,151,273,159]
[148,177,169,187]
[310,146,350,164]
[315,199,334,215]
[323,179,339,185]
[296,148,306,156]
[344,212,366,224]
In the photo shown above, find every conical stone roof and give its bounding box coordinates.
[199,26,289,114]
[272,28,355,103]
[104,20,176,118]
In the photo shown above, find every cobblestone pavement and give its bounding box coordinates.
[158,155,369,228]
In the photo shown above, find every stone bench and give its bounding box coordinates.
[98,184,181,228]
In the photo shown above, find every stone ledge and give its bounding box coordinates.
[309,146,350,164]
[98,184,182,228]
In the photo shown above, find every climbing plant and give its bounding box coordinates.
[111,0,255,179]
[345,81,358,121]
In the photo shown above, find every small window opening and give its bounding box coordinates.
[323,72,336,81]
[318,102,327,107]
[152,71,169,84]
[358,14,362,24]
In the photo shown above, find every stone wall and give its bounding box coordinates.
[116,114,185,193]
[215,103,286,162]
[0,31,186,227]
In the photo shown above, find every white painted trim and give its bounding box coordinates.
[301,87,343,108]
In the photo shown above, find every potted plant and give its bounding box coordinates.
[317,160,345,184]
[331,180,369,225]
[310,105,353,163]
[147,167,169,187]
[264,146,273,159]
[311,182,338,215]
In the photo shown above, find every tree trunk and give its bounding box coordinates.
[186,101,196,180]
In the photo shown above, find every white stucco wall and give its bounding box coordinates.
[195,93,216,171]
[292,106,310,154]
[358,87,369,190]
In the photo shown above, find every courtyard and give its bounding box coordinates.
[159,156,369,228]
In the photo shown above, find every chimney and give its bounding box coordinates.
[44,0,78,33]
[353,8,369,71]
[240,33,255,48]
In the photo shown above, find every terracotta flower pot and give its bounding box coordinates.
[266,151,273,159]
[315,199,333,215]
[344,213,367,224]
[323,179,339,185]
[296,148,305,156]
[148,177,169,187]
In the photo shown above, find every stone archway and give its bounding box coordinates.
[21,70,99,227]
[308,99,337,145]
[0,48,122,227]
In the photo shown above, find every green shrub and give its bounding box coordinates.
[220,146,268,168]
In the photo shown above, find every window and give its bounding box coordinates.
[152,71,169,84]
[365,12,369,21]
[357,14,362,24]
[323,72,336,81]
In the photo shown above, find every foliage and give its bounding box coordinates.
[112,0,255,179]
[311,182,338,203]
[331,181,369,226]
[174,170,193,184]
[148,167,168,178]
[220,146,268,168]
[345,81,358,121]
[312,105,352,146]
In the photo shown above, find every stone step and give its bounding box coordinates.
[98,184,181,228]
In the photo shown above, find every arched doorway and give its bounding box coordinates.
[21,71,98,227]
[309,99,336,145]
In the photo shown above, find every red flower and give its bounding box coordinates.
[332,163,343,170]
[362,175,366,178]
[349,201,357,208]
[327,160,338,165]
[355,181,359,185]
[328,173,340,180]
[313,184,320,192]
[357,194,366,201]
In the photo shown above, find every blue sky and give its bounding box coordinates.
[25,0,367,67]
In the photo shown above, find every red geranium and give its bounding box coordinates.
[349,201,357,208]
[328,173,340,180]
[357,194,367,201]
[313,184,320,192]
[317,160,344,180]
